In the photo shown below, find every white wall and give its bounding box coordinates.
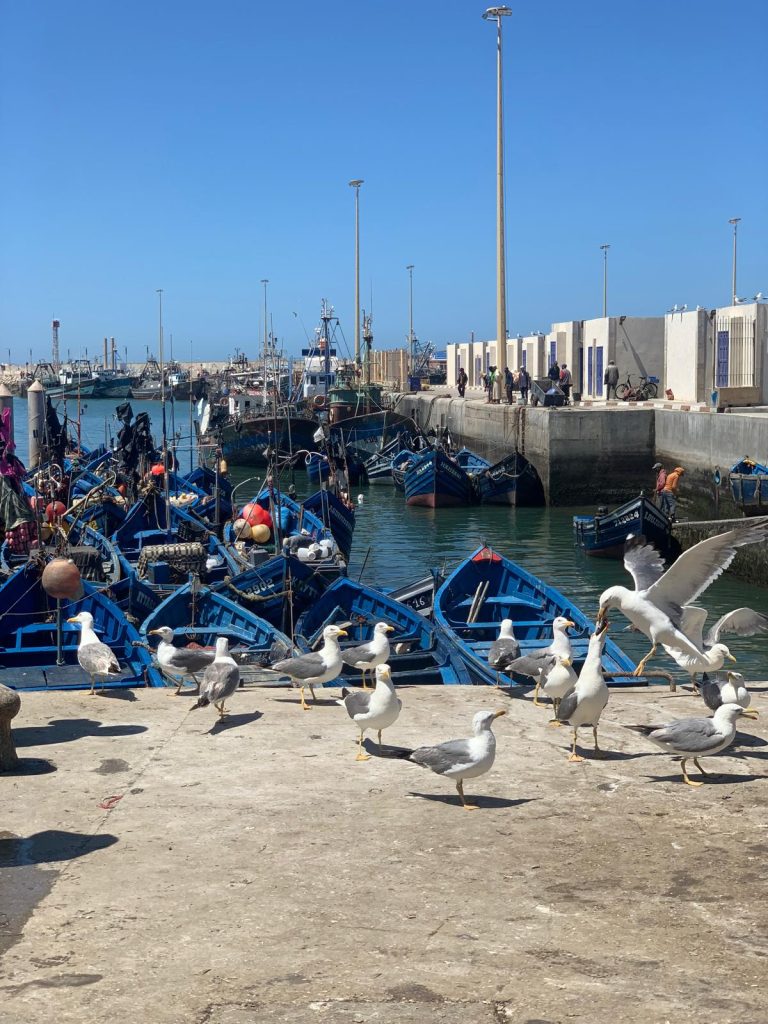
[664,309,709,402]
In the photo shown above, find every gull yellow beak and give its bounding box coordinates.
[727,654,737,663]
[565,620,575,629]
[493,709,507,719]
[66,617,78,624]
[148,629,162,636]
[561,658,572,667]
[385,625,395,633]
[741,708,759,720]
[337,629,348,638]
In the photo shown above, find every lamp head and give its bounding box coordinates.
[483,5,512,19]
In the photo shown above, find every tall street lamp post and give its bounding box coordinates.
[729,217,741,305]
[349,180,364,368]
[600,244,610,317]
[483,6,512,364]
[406,264,415,377]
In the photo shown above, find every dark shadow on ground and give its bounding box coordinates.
[0,829,118,867]
[408,793,537,810]
[13,719,148,748]
[271,697,341,708]
[98,688,139,702]
[209,710,263,734]
[0,758,57,776]
[643,770,763,786]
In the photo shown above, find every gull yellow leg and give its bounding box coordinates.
[457,779,478,811]
[532,679,545,707]
[568,727,584,763]
[681,757,703,787]
[217,701,227,719]
[308,683,318,704]
[632,644,657,677]
[548,697,563,727]
[591,725,605,758]
[362,669,369,690]
[377,729,383,747]
[89,675,96,696]
[692,757,709,776]
[299,687,311,711]
[355,731,370,762]
[169,675,184,696]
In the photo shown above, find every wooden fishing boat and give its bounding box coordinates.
[305,450,367,487]
[573,495,674,559]
[404,448,474,508]
[386,570,446,617]
[454,447,491,477]
[141,584,292,684]
[363,434,413,485]
[391,450,420,492]
[302,489,355,561]
[0,564,161,691]
[474,450,546,507]
[294,577,472,686]
[729,457,768,514]
[434,545,636,686]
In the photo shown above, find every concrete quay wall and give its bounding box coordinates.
[396,394,768,513]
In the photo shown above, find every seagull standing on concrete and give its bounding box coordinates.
[699,671,753,713]
[504,616,574,705]
[148,626,216,695]
[625,703,758,786]
[540,655,577,720]
[337,663,402,761]
[191,637,240,719]
[341,622,394,689]
[487,619,520,685]
[555,622,609,762]
[407,709,506,810]
[270,625,347,710]
[597,526,768,676]
[67,611,122,696]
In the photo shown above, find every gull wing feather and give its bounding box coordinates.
[342,689,373,719]
[271,651,328,680]
[488,637,521,670]
[678,606,708,651]
[705,607,768,648]
[649,716,725,753]
[556,689,579,723]
[200,662,240,703]
[646,524,768,627]
[623,536,667,592]
[410,738,474,776]
[505,651,555,680]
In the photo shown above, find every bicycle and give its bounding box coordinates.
[615,374,658,401]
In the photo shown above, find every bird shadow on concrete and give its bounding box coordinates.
[558,747,649,762]
[13,719,148,748]
[642,770,763,787]
[362,739,412,759]
[98,688,139,702]
[209,710,263,734]
[271,696,340,708]
[0,757,57,776]
[0,829,118,868]
[408,793,537,811]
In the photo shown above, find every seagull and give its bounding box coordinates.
[597,525,768,676]
[700,671,753,713]
[191,637,240,719]
[555,622,609,761]
[540,655,577,720]
[661,605,768,683]
[625,703,759,786]
[270,625,347,710]
[341,622,394,689]
[337,663,402,761]
[148,626,216,695]
[408,709,506,810]
[67,611,122,695]
[504,616,574,705]
[487,619,520,685]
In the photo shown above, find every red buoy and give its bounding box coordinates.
[41,558,83,600]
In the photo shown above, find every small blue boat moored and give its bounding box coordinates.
[573,495,674,559]
[474,450,546,507]
[729,457,768,513]
[294,577,472,686]
[434,545,636,686]
[404,448,474,508]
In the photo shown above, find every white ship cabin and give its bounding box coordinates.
[302,345,338,401]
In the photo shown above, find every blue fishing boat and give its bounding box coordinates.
[573,495,674,559]
[729,457,768,513]
[391,450,420,492]
[474,450,546,507]
[142,584,292,681]
[454,447,491,477]
[434,545,636,686]
[302,489,355,561]
[306,449,367,487]
[214,553,340,633]
[0,564,161,691]
[404,448,474,508]
[364,434,413,485]
[294,577,472,686]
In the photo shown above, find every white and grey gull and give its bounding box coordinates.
[67,611,122,695]
[661,605,768,682]
[337,663,402,760]
[504,615,574,705]
[555,621,610,761]
[269,624,347,710]
[148,625,216,695]
[487,619,521,685]
[191,637,240,719]
[341,622,394,689]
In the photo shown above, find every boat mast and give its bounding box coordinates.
[261,279,269,410]
[362,311,373,385]
[157,288,171,539]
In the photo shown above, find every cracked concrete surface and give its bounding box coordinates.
[1,683,767,1024]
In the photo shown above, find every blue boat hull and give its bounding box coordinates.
[434,545,636,686]
[302,490,355,561]
[729,459,768,512]
[404,449,474,508]
[573,495,674,558]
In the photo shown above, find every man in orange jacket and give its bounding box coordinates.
[661,466,684,520]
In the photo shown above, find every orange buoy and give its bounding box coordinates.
[45,501,67,523]
[41,558,83,600]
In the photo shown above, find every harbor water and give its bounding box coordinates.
[13,397,768,682]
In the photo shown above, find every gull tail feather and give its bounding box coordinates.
[191,697,210,710]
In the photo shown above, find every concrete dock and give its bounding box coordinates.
[2,683,768,1023]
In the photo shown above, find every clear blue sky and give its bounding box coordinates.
[1,1,765,364]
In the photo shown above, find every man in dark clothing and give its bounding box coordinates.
[604,360,619,399]
[457,367,468,398]
[548,361,561,384]
[559,363,572,402]
[518,367,530,404]
[504,366,514,404]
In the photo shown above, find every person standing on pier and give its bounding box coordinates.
[493,366,504,404]
[548,360,561,385]
[661,465,684,520]
[653,462,667,505]
[559,363,572,402]
[604,360,619,399]
[504,366,514,404]
[457,366,468,398]
[518,366,530,404]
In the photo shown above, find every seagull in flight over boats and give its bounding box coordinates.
[660,605,768,683]
[597,525,768,676]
